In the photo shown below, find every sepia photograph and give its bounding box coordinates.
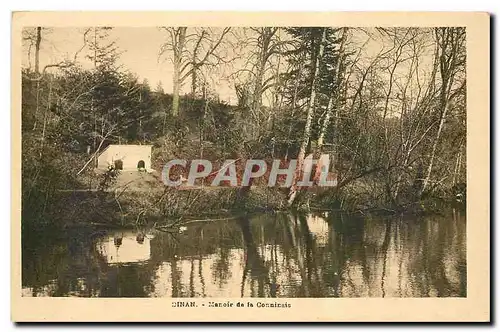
[11,11,489,322]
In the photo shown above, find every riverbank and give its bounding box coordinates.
[23,164,465,232]
[26,187,463,235]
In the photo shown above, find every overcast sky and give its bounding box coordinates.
[22,27,239,103]
[22,27,435,112]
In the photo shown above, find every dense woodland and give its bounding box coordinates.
[21,27,466,228]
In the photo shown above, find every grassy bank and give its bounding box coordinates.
[25,165,464,232]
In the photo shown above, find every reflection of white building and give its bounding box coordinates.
[306,215,329,247]
[96,231,154,264]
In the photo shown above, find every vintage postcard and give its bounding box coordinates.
[11,11,490,322]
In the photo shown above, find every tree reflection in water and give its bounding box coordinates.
[22,209,466,298]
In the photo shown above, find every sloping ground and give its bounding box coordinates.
[110,170,164,192]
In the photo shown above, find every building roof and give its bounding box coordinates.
[98,144,153,157]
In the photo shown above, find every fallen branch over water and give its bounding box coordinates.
[153,215,242,231]
[179,216,239,225]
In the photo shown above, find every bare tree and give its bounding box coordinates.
[159,27,232,117]
[23,27,90,133]
[249,27,279,133]
[35,27,42,74]
[420,27,466,195]
[229,27,291,140]
[317,27,348,150]
[288,28,327,206]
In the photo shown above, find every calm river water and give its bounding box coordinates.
[22,209,466,298]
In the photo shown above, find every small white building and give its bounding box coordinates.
[97,144,153,171]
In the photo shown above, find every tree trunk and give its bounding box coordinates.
[252,60,264,139]
[421,100,448,194]
[32,27,42,131]
[393,151,411,200]
[452,144,463,186]
[35,27,41,75]
[171,27,187,117]
[420,28,463,195]
[317,28,347,151]
[288,28,327,206]
[191,67,197,96]
[40,75,52,157]
[191,45,199,96]
[93,28,97,67]
[284,57,304,160]
[317,95,334,149]
[251,28,276,139]
[172,77,180,117]
[32,80,40,131]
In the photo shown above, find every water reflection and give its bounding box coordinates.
[96,231,155,265]
[22,210,466,298]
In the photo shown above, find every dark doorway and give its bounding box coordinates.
[114,159,123,170]
[137,160,145,169]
